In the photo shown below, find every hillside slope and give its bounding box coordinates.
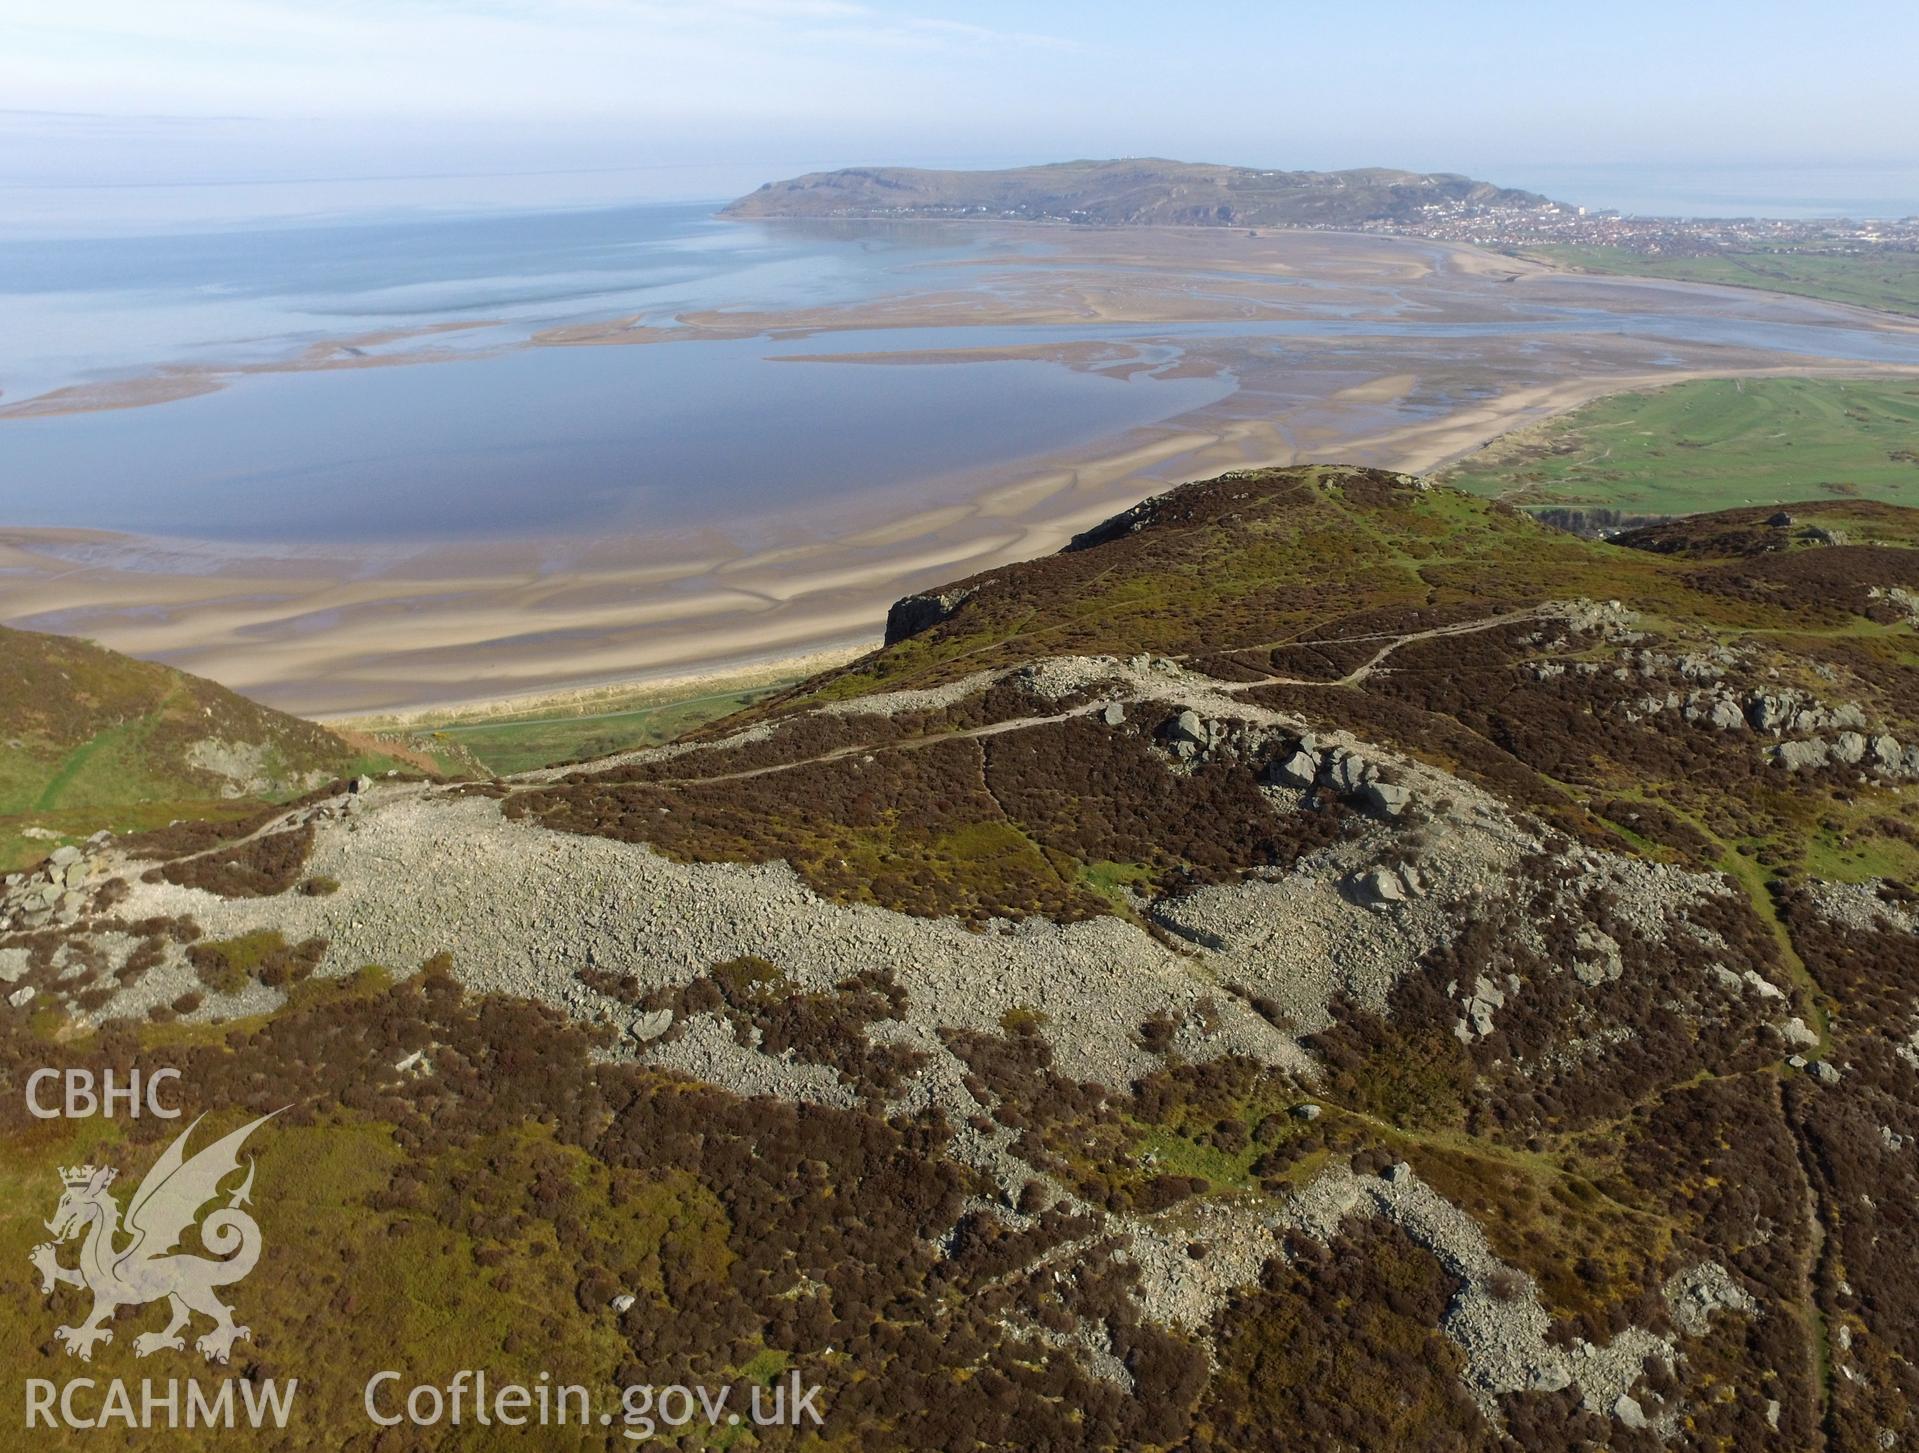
[723,157,1555,228]
[0,623,402,867]
[5,471,1918,1449]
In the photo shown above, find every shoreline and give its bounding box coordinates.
[9,224,1919,716]
[8,354,1914,719]
[329,642,872,730]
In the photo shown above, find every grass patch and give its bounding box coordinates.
[1445,377,1919,517]
[1077,857,1156,911]
[1528,244,1919,319]
[367,677,808,776]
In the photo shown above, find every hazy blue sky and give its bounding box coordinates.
[3,0,1915,224]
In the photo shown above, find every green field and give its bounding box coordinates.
[0,624,415,870]
[390,683,793,775]
[1443,376,1919,516]
[1527,244,1919,319]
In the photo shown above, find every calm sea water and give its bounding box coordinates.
[0,203,1243,541]
[5,198,1919,545]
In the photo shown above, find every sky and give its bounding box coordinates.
[2,0,1916,226]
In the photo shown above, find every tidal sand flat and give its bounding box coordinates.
[5,209,1919,713]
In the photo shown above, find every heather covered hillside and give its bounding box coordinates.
[0,625,425,870]
[5,469,1918,1449]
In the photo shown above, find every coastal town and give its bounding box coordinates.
[1366,195,1919,255]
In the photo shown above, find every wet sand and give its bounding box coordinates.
[6,227,1919,716]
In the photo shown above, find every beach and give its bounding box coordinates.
[6,223,1919,717]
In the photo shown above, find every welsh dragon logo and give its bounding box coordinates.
[29,1110,281,1363]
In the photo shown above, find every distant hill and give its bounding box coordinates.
[0,624,402,867]
[722,157,1556,228]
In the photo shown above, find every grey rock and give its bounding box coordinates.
[1783,1017,1819,1049]
[1708,698,1746,731]
[1871,734,1903,768]
[49,845,81,867]
[1614,1394,1648,1430]
[1101,703,1127,727]
[1834,732,1869,765]
[1811,1060,1841,1086]
[1528,1364,1573,1393]
[1169,710,1207,747]
[1771,740,1829,771]
[7,986,33,1009]
[1361,781,1412,817]
[1328,752,1380,792]
[1270,748,1319,789]
[350,775,374,794]
[609,1293,637,1315]
[883,585,977,644]
[629,1009,674,1042]
[1292,1103,1322,1121]
[1358,866,1407,904]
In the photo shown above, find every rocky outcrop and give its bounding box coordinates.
[1,835,111,933]
[883,585,980,645]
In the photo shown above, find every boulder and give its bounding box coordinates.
[350,775,373,794]
[7,986,33,1009]
[1101,702,1127,727]
[1528,1365,1573,1394]
[1870,734,1903,768]
[630,1009,675,1043]
[1782,1017,1819,1049]
[1360,781,1412,817]
[1358,866,1407,904]
[1327,751,1378,793]
[1169,709,1207,747]
[1833,732,1869,765]
[1614,1395,1649,1430]
[1269,748,1319,789]
[609,1293,637,1315]
[1292,1103,1322,1122]
[1770,740,1829,771]
[1707,698,1746,731]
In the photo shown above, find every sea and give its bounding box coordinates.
[0,203,1249,542]
[1497,162,1919,220]
[5,182,1919,546]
